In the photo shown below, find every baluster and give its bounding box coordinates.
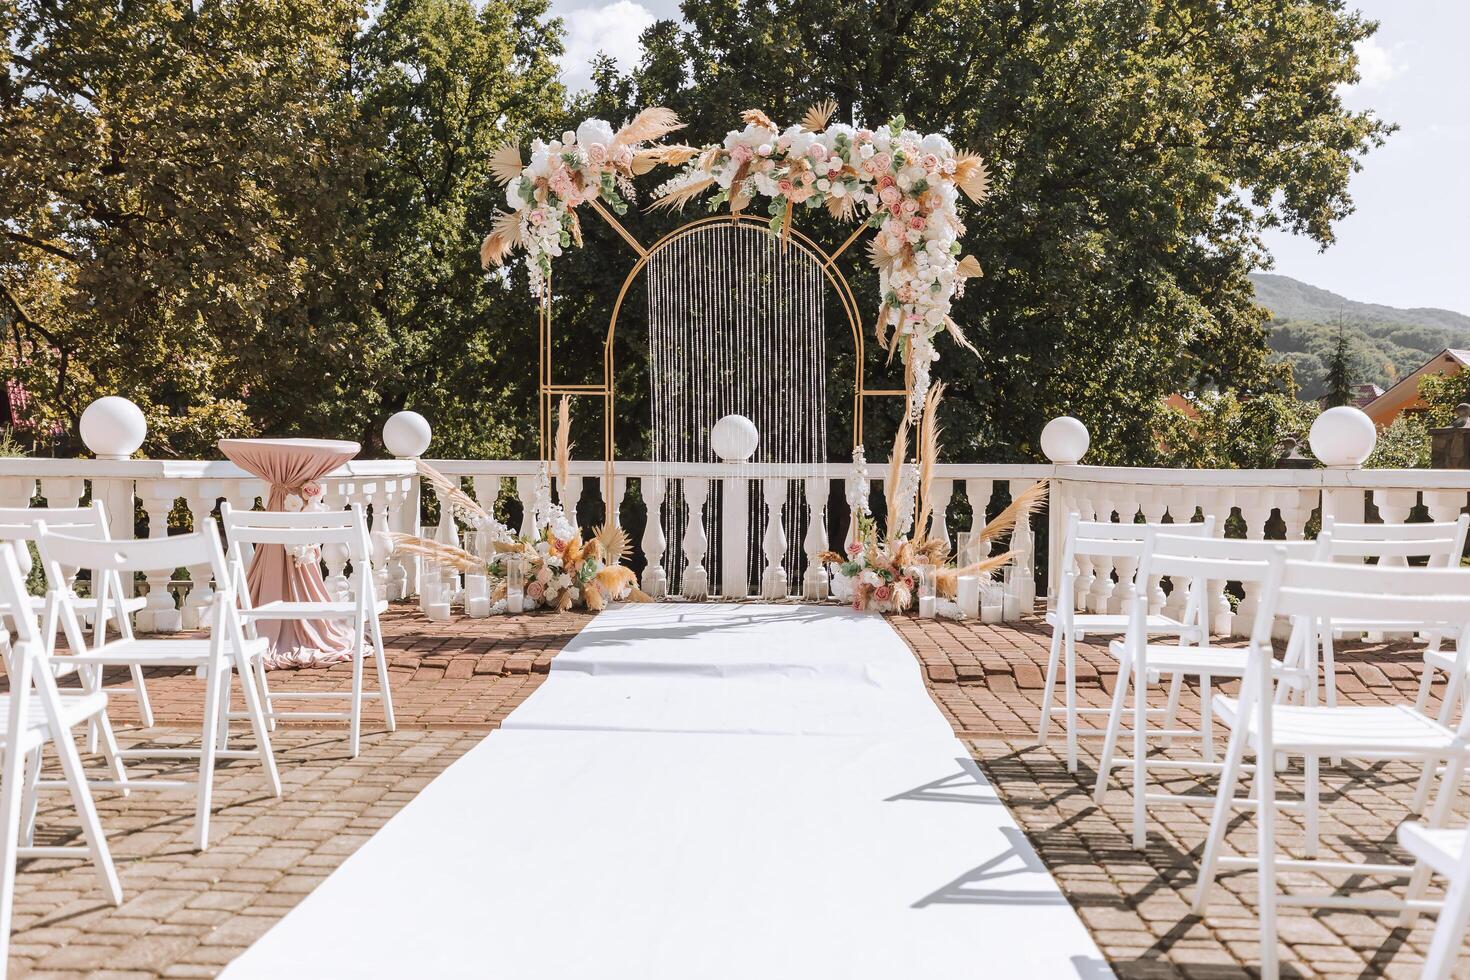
[1162,488,1198,623]
[1107,490,1141,615]
[802,476,830,600]
[515,474,538,539]
[1233,490,1275,637]
[1004,479,1039,619]
[1275,489,1314,638]
[320,481,351,601]
[181,488,218,629]
[367,483,394,603]
[927,478,953,550]
[558,474,584,527]
[1138,490,1167,614]
[137,482,181,633]
[1373,488,1419,642]
[1073,487,1099,613]
[640,476,668,598]
[600,474,627,529]
[1,478,37,590]
[681,478,709,599]
[1200,489,1234,636]
[760,478,789,598]
[964,478,994,567]
[1425,490,1467,525]
[36,477,85,601]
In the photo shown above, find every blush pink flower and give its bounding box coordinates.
[846,541,862,557]
[920,153,939,172]
[526,581,546,601]
[874,584,893,601]
[856,129,873,141]
[901,198,918,214]
[851,598,864,612]
[548,168,576,199]
[876,174,896,190]
[878,186,901,206]
[778,179,795,196]
[908,216,925,231]
[300,481,322,499]
[869,152,892,173]
[585,143,608,165]
[731,144,752,165]
[808,143,828,162]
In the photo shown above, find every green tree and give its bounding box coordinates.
[1321,322,1357,407]
[601,0,1390,463]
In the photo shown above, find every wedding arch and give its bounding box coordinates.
[480,104,991,527]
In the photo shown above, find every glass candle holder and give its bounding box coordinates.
[504,556,526,614]
[917,561,937,618]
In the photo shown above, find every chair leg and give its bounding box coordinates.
[0,735,28,972]
[1065,632,1079,775]
[236,654,281,799]
[1193,719,1251,914]
[1159,673,1184,749]
[214,669,232,753]
[1401,754,1465,928]
[1038,626,1063,744]
[369,612,395,732]
[1321,630,1338,709]
[1200,675,1215,765]
[1092,656,1131,804]
[1257,736,1280,980]
[129,665,154,728]
[1423,870,1470,980]
[19,746,42,847]
[1132,651,1149,849]
[348,630,366,758]
[254,656,276,732]
[52,719,121,904]
[194,662,223,851]
[1303,754,1320,859]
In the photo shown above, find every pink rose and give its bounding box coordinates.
[921,153,939,172]
[529,210,545,225]
[851,598,864,612]
[808,143,828,162]
[874,584,892,601]
[585,143,608,165]
[527,581,545,600]
[908,216,925,230]
[300,481,322,499]
[856,129,873,141]
[869,152,892,173]
[901,198,917,214]
[877,175,896,190]
[889,203,903,217]
[902,576,914,591]
[535,566,552,584]
[613,145,633,167]
[778,179,795,196]
[879,186,901,206]
[845,541,862,557]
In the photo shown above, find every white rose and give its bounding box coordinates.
[816,178,830,192]
[925,307,945,326]
[575,118,615,151]
[283,494,304,513]
[897,174,912,191]
[830,182,846,198]
[920,133,955,158]
[506,180,524,210]
[785,128,815,156]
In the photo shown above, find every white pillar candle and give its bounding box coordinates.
[425,601,452,622]
[918,595,936,619]
[506,590,524,614]
[465,596,491,618]
[956,575,980,619]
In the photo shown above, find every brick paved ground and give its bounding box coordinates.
[4,603,1470,977]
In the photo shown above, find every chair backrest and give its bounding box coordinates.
[0,541,40,647]
[219,503,371,562]
[1318,514,1469,565]
[0,502,109,544]
[1141,530,1322,586]
[1273,559,1470,633]
[1062,512,1216,565]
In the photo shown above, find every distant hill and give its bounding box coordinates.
[1251,274,1470,399]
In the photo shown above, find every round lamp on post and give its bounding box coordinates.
[1040,416,1090,465]
[79,396,147,460]
[382,410,432,459]
[1308,406,1376,468]
[710,414,760,463]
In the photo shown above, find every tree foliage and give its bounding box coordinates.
[2,0,1390,466]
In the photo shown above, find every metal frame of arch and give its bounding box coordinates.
[538,200,912,524]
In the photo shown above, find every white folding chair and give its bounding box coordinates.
[1397,822,1470,979]
[1092,530,1327,847]
[0,540,122,970]
[1312,515,1468,715]
[219,504,394,758]
[1194,558,1470,980]
[0,503,154,727]
[1039,514,1214,772]
[35,522,280,850]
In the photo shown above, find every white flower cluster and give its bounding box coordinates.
[891,462,920,539]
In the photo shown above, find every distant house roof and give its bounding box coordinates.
[1161,393,1199,418]
[1364,348,1467,426]
[1320,383,1383,410]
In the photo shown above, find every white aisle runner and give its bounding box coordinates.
[222,605,1113,979]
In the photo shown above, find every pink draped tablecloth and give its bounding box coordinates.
[218,438,360,669]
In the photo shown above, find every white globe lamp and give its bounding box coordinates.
[1040,416,1090,465]
[383,410,432,459]
[1309,405,1376,468]
[80,396,147,460]
[710,414,760,463]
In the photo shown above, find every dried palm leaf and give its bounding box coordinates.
[633,144,699,174]
[954,152,991,203]
[730,185,751,214]
[569,211,583,248]
[388,533,483,575]
[555,588,574,612]
[415,461,491,526]
[818,550,846,564]
[943,316,979,356]
[914,382,945,541]
[956,254,984,279]
[614,107,683,147]
[741,108,777,130]
[936,551,1018,597]
[801,99,837,132]
[825,194,856,222]
[555,395,572,492]
[884,414,910,536]
[479,210,522,269]
[489,143,525,185]
[647,175,715,212]
[874,304,892,354]
[978,480,1049,542]
[867,236,899,272]
[595,523,631,565]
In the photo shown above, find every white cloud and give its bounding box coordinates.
[558,0,656,92]
[1348,37,1398,91]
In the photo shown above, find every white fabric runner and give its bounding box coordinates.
[223,604,1113,979]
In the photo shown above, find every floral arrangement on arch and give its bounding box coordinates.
[479,109,695,295]
[823,384,1047,614]
[391,400,650,613]
[651,102,992,418]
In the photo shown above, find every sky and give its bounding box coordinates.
[548,0,1468,315]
